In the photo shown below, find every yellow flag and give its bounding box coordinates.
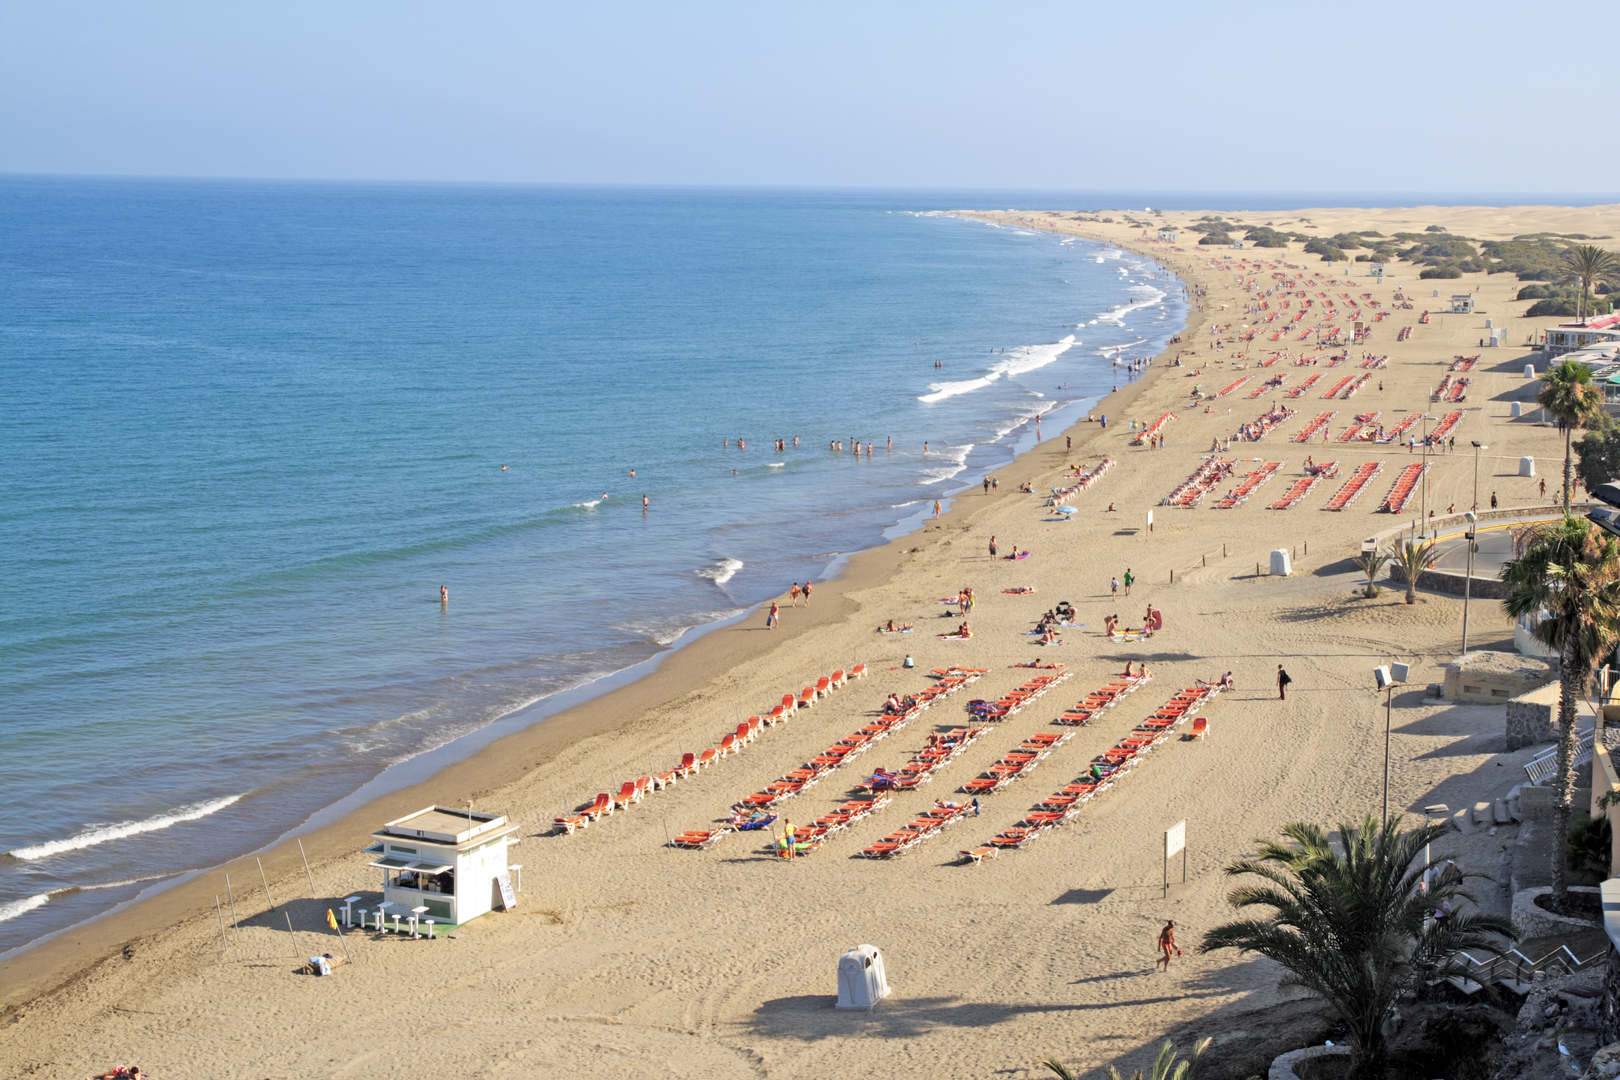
[326,908,339,931]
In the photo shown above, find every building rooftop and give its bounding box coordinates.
[374,805,516,847]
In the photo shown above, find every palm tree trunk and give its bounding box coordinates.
[1551,634,1580,907]
[1564,425,1574,514]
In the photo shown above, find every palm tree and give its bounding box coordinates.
[1501,517,1620,906]
[1357,545,1391,598]
[1202,818,1512,1079]
[1043,1038,1211,1080]
[1563,244,1617,322]
[1391,538,1439,605]
[1537,359,1606,512]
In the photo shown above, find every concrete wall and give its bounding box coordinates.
[1594,743,1620,876]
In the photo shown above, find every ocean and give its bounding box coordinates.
[0,179,1187,952]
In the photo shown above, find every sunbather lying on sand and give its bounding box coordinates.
[877,619,913,634]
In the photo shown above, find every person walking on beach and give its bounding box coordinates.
[1110,575,1120,599]
[988,535,998,558]
[766,601,780,630]
[983,476,991,495]
[933,499,942,518]
[1156,920,1182,972]
[789,582,801,605]
[1277,664,1292,701]
[1123,568,1134,597]
[802,580,812,605]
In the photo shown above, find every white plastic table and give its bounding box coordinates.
[373,901,392,931]
[340,896,361,928]
[409,906,428,938]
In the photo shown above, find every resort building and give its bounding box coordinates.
[365,806,520,928]
[1544,314,1620,357]
[1156,226,1178,243]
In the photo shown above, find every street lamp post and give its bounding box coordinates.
[1470,440,1486,512]
[1419,414,1436,536]
[1374,663,1408,824]
[1461,511,1478,654]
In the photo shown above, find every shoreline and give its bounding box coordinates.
[10,199,1608,1078]
[0,224,1199,1011]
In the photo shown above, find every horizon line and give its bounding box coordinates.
[3,170,1620,204]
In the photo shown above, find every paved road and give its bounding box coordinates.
[1426,513,1562,577]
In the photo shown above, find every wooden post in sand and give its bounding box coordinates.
[214,895,229,959]
[296,838,350,963]
[256,857,303,962]
[223,871,241,929]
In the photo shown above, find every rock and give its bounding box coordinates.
[1581,1042,1620,1080]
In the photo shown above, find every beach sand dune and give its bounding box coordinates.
[6,203,1619,1079]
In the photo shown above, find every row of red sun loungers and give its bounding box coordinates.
[1164,457,1235,507]
[1291,410,1334,443]
[667,667,983,849]
[958,729,1072,796]
[961,684,1221,861]
[1213,461,1281,508]
[1215,375,1250,398]
[1339,411,1380,443]
[1131,411,1175,447]
[1450,354,1478,373]
[554,662,867,834]
[1431,373,1469,403]
[1049,456,1113,503]
[1378,412,1421,444]
[1377,463,1426,514]
[1429,410,1463,443]
[1324,461,1383,511]
[858,799,975,858]
[963,668,1071,722]
[1283,373,1322,398]
[771,720,994,858]
[1322,373,1370,400]
[1267,463,1337,510]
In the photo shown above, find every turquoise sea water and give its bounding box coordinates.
[0,180,1187,951]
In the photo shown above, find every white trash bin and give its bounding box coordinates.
[836,944,891,1009]
[1524,364,1536,380]
[1520,456,1535,478]
[1510,401,1522,418]
[1270,549,1291,577]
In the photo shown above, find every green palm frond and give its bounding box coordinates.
[1201,816,1512,1075]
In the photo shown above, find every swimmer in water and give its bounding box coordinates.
[440,584,448,604]
[642,495,650,511]
[500,464,509,472]
[628,468,636,478]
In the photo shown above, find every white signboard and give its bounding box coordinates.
[1164,820,1186,858]
[495,873,517,911]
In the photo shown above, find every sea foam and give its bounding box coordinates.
[917,336,1076,404]
[8,794,245,861]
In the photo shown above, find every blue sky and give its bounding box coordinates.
[1,1,1612,193]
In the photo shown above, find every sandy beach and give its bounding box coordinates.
[9,202,1620,1079]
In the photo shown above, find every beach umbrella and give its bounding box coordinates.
[1056,506,1079,515]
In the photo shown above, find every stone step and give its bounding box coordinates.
[1451,806,1473,834]
[1472,801,1494,825]
[1493,799,1512,826]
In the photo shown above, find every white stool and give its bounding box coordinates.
[423,918,435,940]
[355,908,369,931]
[340,896,361,928]
[373,903,391,931]
[391,912,403,935]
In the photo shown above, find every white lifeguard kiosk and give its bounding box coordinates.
[1157,226,1179,243]
[1450,294,1475,314]
[364,806,520,932]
